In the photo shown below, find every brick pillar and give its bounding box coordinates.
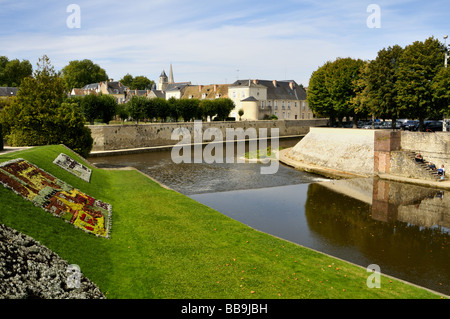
[374,130,401,174]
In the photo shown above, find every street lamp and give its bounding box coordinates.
[445,35,449,68]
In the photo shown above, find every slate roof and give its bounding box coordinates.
[181,84,230,99]
[231,79,307,100]
[0,87,18,97]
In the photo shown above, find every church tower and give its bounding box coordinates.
[158,70,168,91]
[169,64,174,84]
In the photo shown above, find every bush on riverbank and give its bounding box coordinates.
[0,145,445,299]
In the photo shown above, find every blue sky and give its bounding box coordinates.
[0,0,449,87]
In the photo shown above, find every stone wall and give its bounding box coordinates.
[285,127,449,180]
[286,127,376,176]
[88,119,328,152]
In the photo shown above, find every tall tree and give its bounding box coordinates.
[61,59,108,90]
[0,56,32,86]
[0,55,92,157]
[308,58,364,126]
[360,45,404,128]
[396,37,445,131]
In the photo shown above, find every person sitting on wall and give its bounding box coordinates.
[415,153,424,163]
[429,163,436,170]
[437,165,445,177]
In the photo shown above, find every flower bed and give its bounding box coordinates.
[0,158,111,238]
[53,153,92,182]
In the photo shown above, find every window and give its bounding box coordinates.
[287,112,290,119]
[261,101,265,109]
[282,112,286,119]
[274,101,278,110]
[232,91,237,98]
[287,102,291,110]
[282,101,285,110]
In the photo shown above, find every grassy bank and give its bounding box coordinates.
[0,145,445,299]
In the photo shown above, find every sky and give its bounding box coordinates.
[0,0,449,87]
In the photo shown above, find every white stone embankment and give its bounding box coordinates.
[285,127,375,177]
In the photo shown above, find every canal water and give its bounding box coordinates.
[90,137,450,296]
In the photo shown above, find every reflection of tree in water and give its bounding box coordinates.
[305,182,450,295]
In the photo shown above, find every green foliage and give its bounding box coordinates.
[61,59,108,91]
[308,58,364,125]
[119,74,155,90]
[127,95,148,123]
[0,55,93,157]
[355,45,404,127]
[395,37,446,130]
[80,94,118,124]
[0,56,32,87]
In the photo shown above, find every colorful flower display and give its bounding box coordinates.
[0,158,111,238]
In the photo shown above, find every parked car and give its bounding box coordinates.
[423,120,443,132]
[401,120,419,131]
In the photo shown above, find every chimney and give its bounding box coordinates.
[253,79,258,85]
[273,80,277,87]
[214,84,218,92]
[289,81,295,90]
[199,85,203,92]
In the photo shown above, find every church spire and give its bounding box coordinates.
[169,64,174,84]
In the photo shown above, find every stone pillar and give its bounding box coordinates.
[373,130,401,174]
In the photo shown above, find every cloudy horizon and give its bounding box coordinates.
[1,0,449,87]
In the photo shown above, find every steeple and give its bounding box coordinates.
[169,64,174,84]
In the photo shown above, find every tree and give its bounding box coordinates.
[215,98,235,121]
[127,95,147,123]
[0,56,32,86]
[0,55,93,157]
[199,99,216,121]
[61,59,108,90]
[153,97,170,122]
[357,45,404,128]
[120,73,134,87]
[431,66,450,124]
[98,94,118,124]
[396,37,445,131]
[238,109,244,121]
[308,58,364,126]
[119,74,155,90]
[177,98,200,122]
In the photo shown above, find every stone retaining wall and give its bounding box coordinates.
[88,119,328,152]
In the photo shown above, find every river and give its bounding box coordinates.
[90,137,450,296]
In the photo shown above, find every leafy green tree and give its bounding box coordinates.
[307,61,336,125]
[61,59,108,90]
[167,97,180,122]
[431,65,450,122]
[0,56,32,86]
[119,74,154,90]
[153,97,170,122]
[177,98,200,122]
[127,95,148,123]
[358,45,404,128]
[116,103,129,122]
[0,55,93,157]
[396,37,445,131]
[120,73,134,87]
[199,99,216,120]
[214,98,235,121]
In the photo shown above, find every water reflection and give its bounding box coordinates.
[191,179,450,295]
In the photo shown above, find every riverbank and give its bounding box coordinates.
[279,148,450,191]
[0,145,445,299]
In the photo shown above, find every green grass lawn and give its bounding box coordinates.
[0,145,446,299]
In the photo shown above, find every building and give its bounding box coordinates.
[0,87,18,98]
[152,64,191,99]
[228,79,314,120]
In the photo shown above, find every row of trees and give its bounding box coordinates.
[307,36,450,130]
[0,56,32,87]
[120,95,235,123]
[0,56,93,157]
